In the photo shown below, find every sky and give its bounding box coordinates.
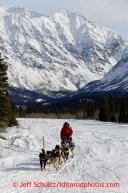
[0,0,128,40]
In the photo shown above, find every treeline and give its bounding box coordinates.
[0,53,18,132]
[18,95,128,123]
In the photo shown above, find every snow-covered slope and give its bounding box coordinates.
[0,118,128,193]
[70,52,128,97]
[0,6,128,99]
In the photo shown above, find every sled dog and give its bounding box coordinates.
[55,145,64,165]
[52,149,60,170]
[70,141,75,157]
[63,147,72,163]
[59,152,64,165]
[61,140,67,152]
[46,151,53,164]
[55,145,61,154]
[39,149,47,171]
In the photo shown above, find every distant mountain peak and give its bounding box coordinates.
[0,6,128,103]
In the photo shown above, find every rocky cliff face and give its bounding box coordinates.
[70,53,128,98]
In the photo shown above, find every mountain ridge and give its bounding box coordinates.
[0,6,128,104]
[70,54,128,98]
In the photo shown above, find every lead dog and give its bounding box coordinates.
[39,149,47,171]
[46,150,53,164]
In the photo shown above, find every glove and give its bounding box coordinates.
[68,136,72,141]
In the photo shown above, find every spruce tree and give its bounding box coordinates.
[108,95,116,122]
[0,53,10,128]
[119,97,127,123]
[0,53,17,128]
[99,98,110,122]
[19,106,25,117]
[8,99,18,126]
[26,105,33,114]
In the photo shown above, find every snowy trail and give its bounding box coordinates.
[0,119,128,193]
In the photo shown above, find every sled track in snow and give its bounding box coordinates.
[0,119,128,193]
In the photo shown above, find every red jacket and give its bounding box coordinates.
[60,126,73,139]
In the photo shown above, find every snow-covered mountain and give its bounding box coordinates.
[70,53,128,97]
[0,6,128,101]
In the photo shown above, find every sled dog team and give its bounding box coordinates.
[39,122,75,171]
[39,141,75,171]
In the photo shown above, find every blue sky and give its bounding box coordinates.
[0,0,128,40]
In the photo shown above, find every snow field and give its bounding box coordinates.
[0,118,128,193]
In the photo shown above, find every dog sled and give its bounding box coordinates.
[64,139,71,148]
[39,137,75,171]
